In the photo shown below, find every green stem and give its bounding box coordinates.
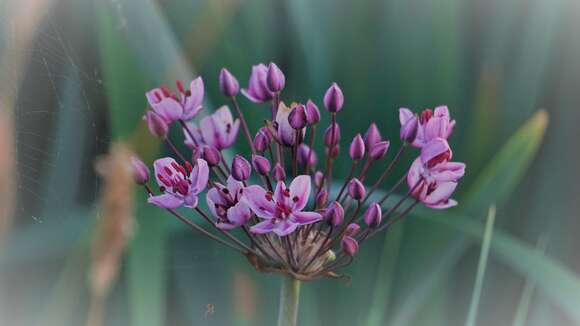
[277,277,301,326]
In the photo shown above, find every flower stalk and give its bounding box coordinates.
[277,277,301,326]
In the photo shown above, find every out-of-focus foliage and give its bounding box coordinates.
[1,0,580,325]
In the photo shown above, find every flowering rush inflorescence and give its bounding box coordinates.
[132,63,465,281]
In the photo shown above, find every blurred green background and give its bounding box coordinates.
[1,0,579,325]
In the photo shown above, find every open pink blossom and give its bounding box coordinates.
[183,106,240,150]
[241,63,275,103]
[207,176,252,230]
[400,106,456,148]
[407,138,465,209]
[244,175,322,236]
[146,77,204,123]
[148,158,209,209]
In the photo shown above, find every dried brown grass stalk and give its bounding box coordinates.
[86,143,135,326]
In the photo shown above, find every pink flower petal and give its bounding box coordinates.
[250,220,278,234]
[289,175,311,211]
[243,185,276,219]
[291,211,322,225]
[148,193,184,209]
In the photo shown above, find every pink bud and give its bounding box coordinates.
[254,130,270,152]
[297,144,317,168]
[326,144,340,158]
[252,155,271,176]
[349,134,365,160]
[232,155,251,181]
[131,156,149,184]
[273,163,286,181]
[315,188,328,208]
[327,201,344,226]
[201,146,221,166]
[324,123,341,147]
[364,123,382,150]
[348,178,366,200]
[369,141,390,160]
[400,114,418,143]
[341,236,359,256]
[266,62,285,93]
[314,171,324,187]
[145,111,168,138]
[219,68,239,97]
[323,82,344,113]
[345,223,360,237]
[305,100,321,124]
[288,104,308,130]
[363,203,382,227]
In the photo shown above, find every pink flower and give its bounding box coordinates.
[207,176,252,230]
[241,63,275,103]
[148,158,209,209]
[400,106,456,148]
[146,77,204,122]
[244,175,322,236]
[407,138,465,209]
[184,106,240,150]
[276,103,305,146]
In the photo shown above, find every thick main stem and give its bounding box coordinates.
[277,277,301,326]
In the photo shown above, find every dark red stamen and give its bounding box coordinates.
[265,191,273,201]
[420,109,433,124]
[292,196,299,203]
[184,161,193,173]
[157,174,172,187]
[283,189,290,197]
[161,85,172,97]
[428,150,451,168]
[175,80,185,94]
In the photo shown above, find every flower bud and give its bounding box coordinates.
[219,68,239,97]
[323,82,344,113]
[363,203,382,228]
[254,130,270,152]
[315,188,328,208]
[232,155,251,181]
[145,111,168,138]
[259,126,273,141]
[201,146,221,166]
[400,114,418,143]
[326,144,340,158]
[324,123,341,147]
[348,178,366,200]
[131,156,149,184]
[297,144,317,168]
[314,171,324,187]
[369,140,390,160]
[345,223,360,237]
[364,123,382,150]
[252,155,271,176]
[305,100,321,124]
[327,201,344,226]
[191,146,203,161]
[288,104,308,130]
[266,62,285,93]
[349,134,365,160]
[273,163,286,181]
[341,236,359,256]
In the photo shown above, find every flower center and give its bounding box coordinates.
[157,161,193,196]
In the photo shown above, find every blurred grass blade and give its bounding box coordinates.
[429,214,580,323]
[465,205,496,326]
[511,235,548,326]
[364,224,405,326]
[464,110,548,213]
